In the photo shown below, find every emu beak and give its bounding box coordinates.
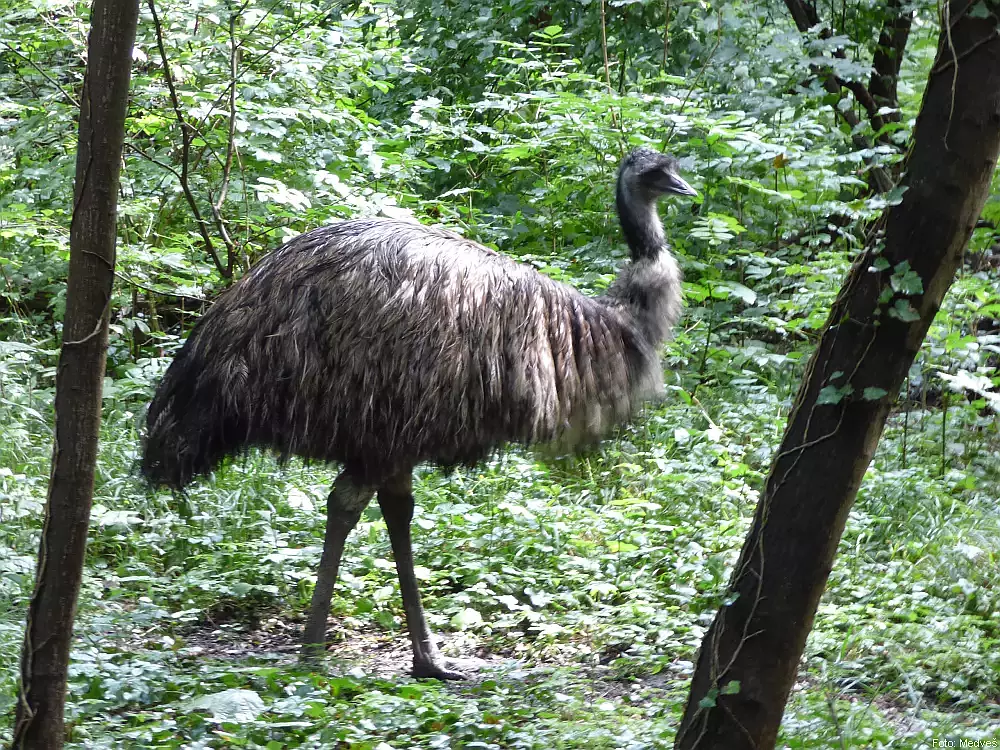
[666,174,698,197]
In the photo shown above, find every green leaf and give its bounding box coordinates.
[976,302,1000,317]
[863,387,889,401]
[818,384,853,405]
[451,607,483,630]
[721,680,741,695]
[888,299,920,322]
[715,281,757,305]
[186,689,265,722]
[868,257,890,273]
[683,283,710,302]
[698,688,719,709]
[889,262,924,296]
[968,1,993,18]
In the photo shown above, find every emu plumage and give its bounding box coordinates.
[142,147,696,678]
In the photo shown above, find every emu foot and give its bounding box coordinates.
[411,656,469,681]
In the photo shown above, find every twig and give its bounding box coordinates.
[931,31,999,75]
[940,0,960,147]
[207,7,242,266]
[664,9,722,146]
[125,143,182,179]
[62,297,111,346]
[598,0,620,128]
[147,0,231,278]
[662,0,671,67]
[114,270,208,305]
[0,41,79,107]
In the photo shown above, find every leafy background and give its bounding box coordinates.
[0,0,998,746]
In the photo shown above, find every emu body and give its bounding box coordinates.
[142,148,696,678]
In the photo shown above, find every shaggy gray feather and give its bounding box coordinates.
[142,148,694,488]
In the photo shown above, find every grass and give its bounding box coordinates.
[0,317,998,749]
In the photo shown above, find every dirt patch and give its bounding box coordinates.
[175,615,686,712]
[178,617,512,680]
[180,616,300,660]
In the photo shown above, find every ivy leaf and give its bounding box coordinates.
[817,386,843,405]
[721,680,741,695]
[818,384,853,405]
[889,261,924,296]
[868,256,890,273]
[698,688,719,709]
[888,299,920,322]
[863,387,889,401]
[968,1,993,18]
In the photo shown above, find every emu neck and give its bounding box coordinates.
[616,182,665,260]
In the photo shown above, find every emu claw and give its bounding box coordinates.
[411,658,468,680]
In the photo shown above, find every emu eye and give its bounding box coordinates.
[639,167,669,184]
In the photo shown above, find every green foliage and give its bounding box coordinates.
[0,0,999,746]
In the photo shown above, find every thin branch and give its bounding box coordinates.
[598,0,620,129]
[125,143,181,179]
[600,0,612,90]
[144,0,346,279]
[207,188,236,258]
[114,270,208,305]
[231,0,272,55]
[662,0,671,68]
[146,0,230,278]
[62,296,111,346]
[208,7,242,268]
[146,0,185,146]
[931,31,1000,75]
[664,14,723,146]
[218,9,240,209]
[822,79,895,193]
[0,41,79,107]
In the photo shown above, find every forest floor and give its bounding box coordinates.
[1,346,998,749]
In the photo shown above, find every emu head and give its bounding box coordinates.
[616,147,697,260]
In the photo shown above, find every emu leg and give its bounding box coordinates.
[378,472,466,680]
[301,470,374,662]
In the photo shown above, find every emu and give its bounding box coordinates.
[142,147,697,679]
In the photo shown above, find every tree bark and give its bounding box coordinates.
[675,4,1000,749]
[12,1,138,748]
[869,0,911,129]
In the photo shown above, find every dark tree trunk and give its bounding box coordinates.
[12,1,138,748]
[869,0,911,124]
[675,4,1000,749]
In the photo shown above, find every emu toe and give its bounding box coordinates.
[411,657,469,681]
